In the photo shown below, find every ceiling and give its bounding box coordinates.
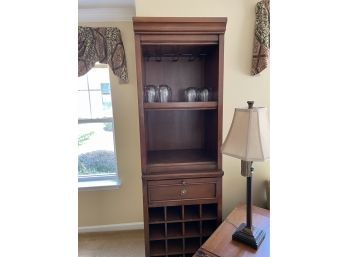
[78,0,135,22]
[78,0,135,9]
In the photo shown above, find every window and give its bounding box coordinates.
[78,64,120,190]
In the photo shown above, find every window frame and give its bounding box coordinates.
[78,64,120,191]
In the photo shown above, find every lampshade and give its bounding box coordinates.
[221,106,269,161]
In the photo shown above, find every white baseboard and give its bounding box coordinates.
[79,222,144,233]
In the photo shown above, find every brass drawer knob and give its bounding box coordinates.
[180,188,187,196]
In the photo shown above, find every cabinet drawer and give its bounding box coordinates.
[148,178,217,204]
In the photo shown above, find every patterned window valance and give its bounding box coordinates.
[78,26,129,83]
[251,0,270,75]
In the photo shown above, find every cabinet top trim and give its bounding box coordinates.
[133,17,227,34]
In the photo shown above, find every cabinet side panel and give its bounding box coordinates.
[217,34,225,169]
[216,177,223,224]
[142,179,150,256]
[135,34,147,171]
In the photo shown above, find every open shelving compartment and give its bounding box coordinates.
[184,205,200,220]
[142,44,220,174]
[166,206,183,222]
[167,222,183,238]
[202,220,217,237]
[150,240,166,256]
[149,223,166,240]
[142,44,219,103]
[167,239,184,255]
[184,221,200,237]
[149,207,165,223]
[145,108,218,172]
[184,237,201,254]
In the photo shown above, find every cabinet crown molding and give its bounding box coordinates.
[133,17,227,34]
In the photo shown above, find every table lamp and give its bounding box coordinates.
[221,101,270,250]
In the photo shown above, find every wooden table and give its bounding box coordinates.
[193,204,270,257]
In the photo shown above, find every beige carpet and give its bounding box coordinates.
[79,230,145,257]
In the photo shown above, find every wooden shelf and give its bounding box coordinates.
[144,102,217,110]
[147,149,216,168]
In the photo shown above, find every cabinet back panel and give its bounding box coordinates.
[145,59,205,102]
[204,47,219,101]
[146,110,205,151]
[204,110,218,159]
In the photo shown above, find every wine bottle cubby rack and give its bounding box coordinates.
[148,204,218,257]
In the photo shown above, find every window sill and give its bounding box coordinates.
[78,176,121,192]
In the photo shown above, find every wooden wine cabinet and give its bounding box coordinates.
[133,17,227,257]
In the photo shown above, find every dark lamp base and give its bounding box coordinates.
[232,223,266,250]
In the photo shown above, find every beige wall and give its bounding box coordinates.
[79,0,270,226]
[135,0,270,217]
[78,22,143,226]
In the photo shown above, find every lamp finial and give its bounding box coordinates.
[247,101,254,109]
